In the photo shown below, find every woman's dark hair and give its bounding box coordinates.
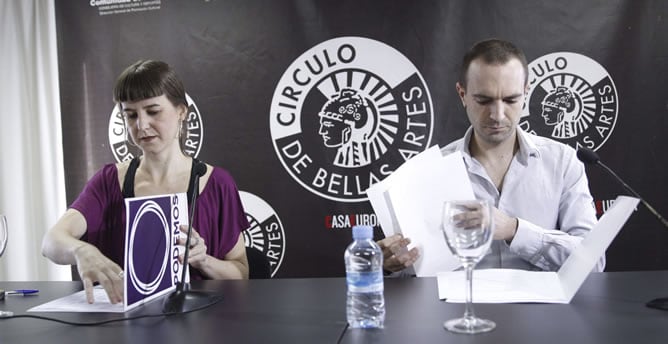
[113,60,187,109]
[458,39,528,89]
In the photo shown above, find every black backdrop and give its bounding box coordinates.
[55,0,668,277]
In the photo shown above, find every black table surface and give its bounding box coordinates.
[1,271,668,344]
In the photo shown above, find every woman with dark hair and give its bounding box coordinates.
[42,60,249,304]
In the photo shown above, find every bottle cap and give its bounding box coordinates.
[352,225,373,240]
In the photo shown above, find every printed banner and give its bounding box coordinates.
[55,1,668,276]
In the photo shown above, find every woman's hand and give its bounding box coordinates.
[178,225,208,269]
[74,244,124,304]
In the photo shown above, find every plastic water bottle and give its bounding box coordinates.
[345,225,385,328]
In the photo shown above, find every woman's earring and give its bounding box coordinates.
[177,120,183,140]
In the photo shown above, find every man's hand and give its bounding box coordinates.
[492,207,518,242]
[377,234,419,273]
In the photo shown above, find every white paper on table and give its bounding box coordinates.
[383,149,476,277]
[28,286,125,313]
[437,196,639,303]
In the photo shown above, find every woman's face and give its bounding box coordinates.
[122,94,185,155]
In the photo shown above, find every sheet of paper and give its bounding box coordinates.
[28,286,125,313]
[365,167,401,238]
[386,150,476,277]
[437,196,639,303]
[437,269,567,303]
[366,145,443,238]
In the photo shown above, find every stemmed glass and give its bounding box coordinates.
[0,215,7,257]
[0,215,10,317]
[441,200,495,334]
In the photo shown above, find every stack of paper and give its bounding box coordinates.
[366,146,476,277]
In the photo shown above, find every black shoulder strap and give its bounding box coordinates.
[122,157,201,202]
[122,157,141,198]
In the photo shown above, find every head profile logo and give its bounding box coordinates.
[108,94,204,162]
[239,191,286,277]
[541,86,576,129]
[271,36,433,202]
[521,52,618,150]
[318,88,381,167]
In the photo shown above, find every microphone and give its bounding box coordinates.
[576,148,668,228]
[577,148,668,311]
[162,161,222,314]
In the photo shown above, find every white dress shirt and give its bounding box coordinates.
[441,126,603,272]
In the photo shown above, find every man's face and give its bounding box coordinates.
[456,58,527,147]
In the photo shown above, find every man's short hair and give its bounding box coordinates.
[458,39,529,89]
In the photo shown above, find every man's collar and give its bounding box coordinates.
[515,127,541,163]
[458,126,540,164]
[457,127,475,165]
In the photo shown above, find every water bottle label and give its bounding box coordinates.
[346,270,384,293]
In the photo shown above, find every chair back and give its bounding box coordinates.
[246,246,271,279]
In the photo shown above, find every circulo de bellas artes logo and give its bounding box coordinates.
[270,36,434,202]
[108,94,204,162]
[239,191,286,277]
[520,52,618,150]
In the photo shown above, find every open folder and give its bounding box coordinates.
[437,195,639,303]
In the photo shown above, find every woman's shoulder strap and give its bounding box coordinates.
[122,157,141,198]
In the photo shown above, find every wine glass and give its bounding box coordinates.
[441,200,495,334]
[0,215,7,257]
[0,215,10,318]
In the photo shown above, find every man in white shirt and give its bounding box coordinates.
[380,39,602,273]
